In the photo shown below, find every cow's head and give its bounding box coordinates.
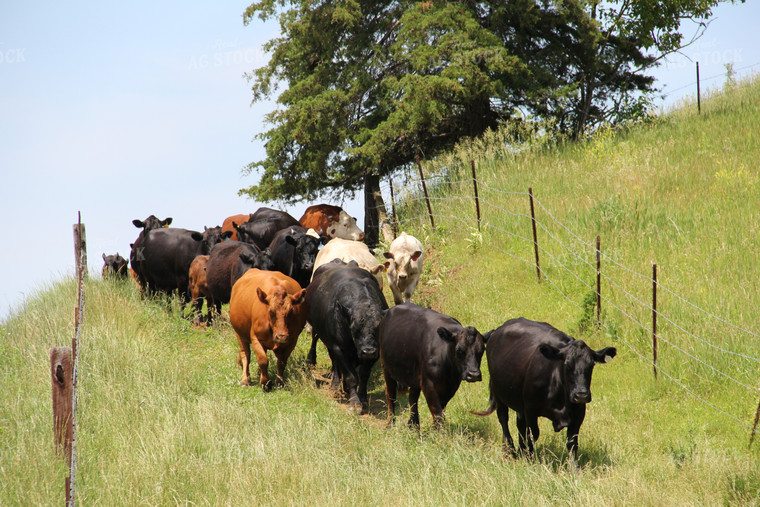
[194,226,232,254]
[285,231,328,278]
[132,215,172,231]
[239,247,275,272]
[257,285,306,344]
[438,325,487,383]
[102,253,128,277]
[233,221,255,244]
[347,300,387,361]
[382,249,422,281]
[539,340,617,404]
[326,210,364,241]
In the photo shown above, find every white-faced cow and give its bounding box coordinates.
[383,232,424,305]
[299,204,364,241]
[379,303,486,429]
[473,317,616,464]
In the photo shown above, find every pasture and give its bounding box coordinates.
[2,77,760,505]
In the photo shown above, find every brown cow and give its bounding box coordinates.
[222,214,251,241]
[188,255,211,325]
[299,204,364,241]
[229,269,308,389]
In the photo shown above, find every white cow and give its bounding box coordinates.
[382,232,424,305]
[312,238,386,289]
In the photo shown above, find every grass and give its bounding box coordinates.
[3,76,760,505]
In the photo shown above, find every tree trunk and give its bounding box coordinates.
[363,174,394,250]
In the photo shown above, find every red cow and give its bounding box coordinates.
[188,255,211,325]
[222,214,251,241]
[299,204,364,241]
[229,269,308,389]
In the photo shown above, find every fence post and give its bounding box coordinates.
[68,213,86,507]
[652,263,658,379]
[529,188,541,283]
[415,155,435,229]
[471,160,481,230]
[750,397,760,448]
[73,212,87,281]
[596,235,601,327]
[49,346,73,503]
[696,62,701,115]
[389,176,398,239]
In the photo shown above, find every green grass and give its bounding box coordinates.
[3,77,760,505]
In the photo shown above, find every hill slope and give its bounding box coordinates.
[2,77,760,505]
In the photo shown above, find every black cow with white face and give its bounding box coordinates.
[379,303,486,429]
[267,226,327,288]
[234,207,300,250]
[305,260,388,414]
[205,240,275,318]
[473,317,616,463]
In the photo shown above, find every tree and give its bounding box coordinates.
[241,1,742,241]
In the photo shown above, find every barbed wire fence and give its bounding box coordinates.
[369,162,760,445]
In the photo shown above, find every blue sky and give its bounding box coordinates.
[1,1,758,320]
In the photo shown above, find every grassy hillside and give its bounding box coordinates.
[3,76,760,505]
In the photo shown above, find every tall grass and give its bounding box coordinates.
[3,77,760,505]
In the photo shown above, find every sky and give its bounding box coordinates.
[1,1,758,321]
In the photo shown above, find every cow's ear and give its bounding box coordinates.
[371,264,386,275]
[256,287,269,305]
[292,289,306,305]
[133,219,145,228]
[285,235,298,246]
[383,260,391,271]
[538,343,563,361]
[382,251,393,259]
[163,218,173,227]
[437,327,455,343]
[594,347,617,364]
[411,250,422,262]
[222,231,233,240]
[102,253,107,261]
[191,232,203,242]
[320,235,329,245]
[483,330,493,343]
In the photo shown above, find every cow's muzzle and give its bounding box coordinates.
[570,390,591,404]
[359,346,379,360]
[463,371,482,382]
[274,333,290,345]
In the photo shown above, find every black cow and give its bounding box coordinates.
[268,226,327,288]
[101,252,129,278]
[130,225,229,304]
[379,303,487,428]
[305,260,388,414]
[473,317,616,463]
[234,207,300,250]
[129,215,173,289]
[205,240,275,318]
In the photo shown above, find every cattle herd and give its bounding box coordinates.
[103,203,617,463]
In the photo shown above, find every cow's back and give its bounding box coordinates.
[299,204,340,234]
[222,214,252,241]
[313,238,383,289]
[135,228,203,292]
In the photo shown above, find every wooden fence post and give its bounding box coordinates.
[389,176,398,239]
[471,160,481,230]
[50,347,73,503]
[696,62,701,115]
[750,397,760,448]
[73,212,87,281]
[529,188,541,283]
[596,235,602,327]
[415,155,435,230]
[652,263,658,379]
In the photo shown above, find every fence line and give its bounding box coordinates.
[383,168,760,437]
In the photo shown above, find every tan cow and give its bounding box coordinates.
[383,232,424,305]
[188,255,211,325]
[299,204,364,241]
[312,238,385,289]
[229,269,307,389]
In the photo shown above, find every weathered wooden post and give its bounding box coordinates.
[652,263,658,379]
[471,160,481,230]
[50,346,73,503]
[529,188,541,283]
[415,155,435,229]
[696,62,702,115]
[750,397,760,448]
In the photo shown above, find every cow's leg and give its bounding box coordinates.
[273,346,294,388]
[306,332,319,366]
[421,379,445,429]
[250,337,271,391]
[357,359,374,415]
[237,336,252,387]
[495,402,516,457]
[384,369,398,427]
[390,284,404,305]
[407,387,421,429]
[340,367,362,413]
[403,277,420,303]
[516,412,536,457]
[565,409,586,468]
